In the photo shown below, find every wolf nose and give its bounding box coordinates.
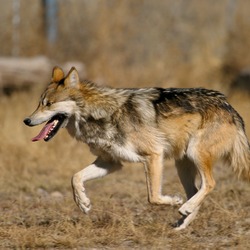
[23,118,31,126]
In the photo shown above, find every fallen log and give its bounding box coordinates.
[0,56,86,95]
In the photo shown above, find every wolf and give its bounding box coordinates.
[23,67,250,230]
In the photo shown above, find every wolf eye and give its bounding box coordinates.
[42,98,53,107]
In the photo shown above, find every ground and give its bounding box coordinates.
[0,88,249,249]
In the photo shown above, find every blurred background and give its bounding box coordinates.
[1,1,250,248]
[1,0,250,90]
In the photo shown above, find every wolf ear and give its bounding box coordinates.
[52,66,65,82]
[64,67,80,88]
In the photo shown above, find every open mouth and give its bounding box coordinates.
[32,114,66,142]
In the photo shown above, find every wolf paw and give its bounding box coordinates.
[174,205,200,230]
[173,216,187,231]
[76,196,91,214]
[171,195,183,205]
[178,202,195,216]
[73,188,92,214]
[151,195,183,206]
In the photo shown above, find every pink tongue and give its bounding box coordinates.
[32,121,54,142]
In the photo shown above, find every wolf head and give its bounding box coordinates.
[23,66,81,142]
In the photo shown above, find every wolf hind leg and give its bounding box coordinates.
[174,157,200,229]
[71,157,122,213]
[144,152,183,206]
[175,156,199,200]
[178,153,215,217]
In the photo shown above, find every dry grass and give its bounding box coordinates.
[0,83,250,249]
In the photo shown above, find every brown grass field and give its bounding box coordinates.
[0,82,249,249]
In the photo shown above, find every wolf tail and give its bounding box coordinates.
[229,127,250,181]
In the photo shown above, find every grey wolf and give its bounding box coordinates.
[23,67,250,230]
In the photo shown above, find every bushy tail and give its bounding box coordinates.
[229,129,250,181]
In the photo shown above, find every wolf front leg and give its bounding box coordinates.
[144,152,183,206]
[71,157,122,213]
